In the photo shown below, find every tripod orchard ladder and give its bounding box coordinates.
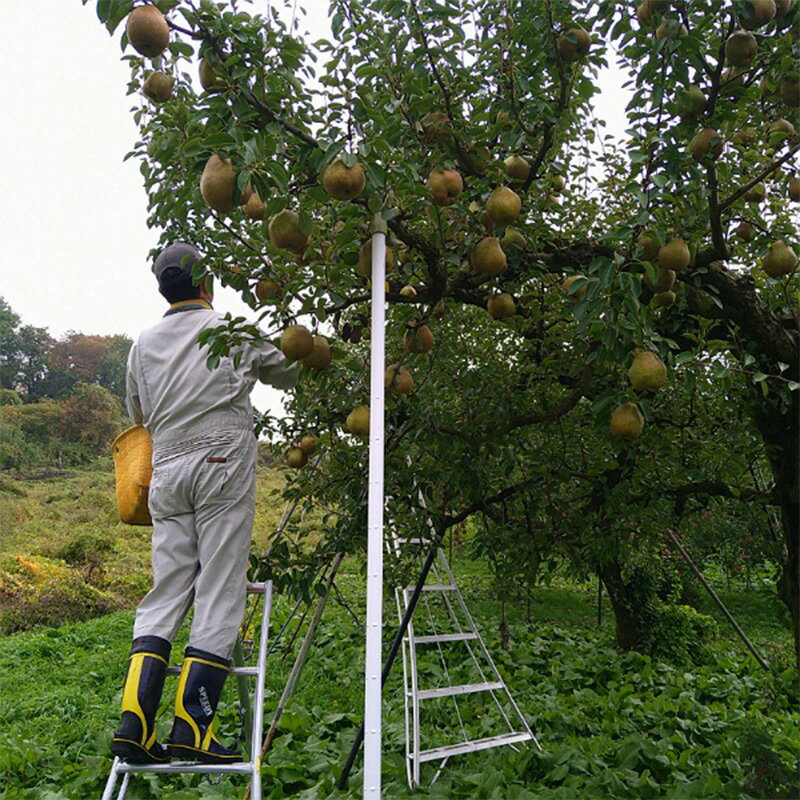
[101,581,273,800]
[388,527,540,788]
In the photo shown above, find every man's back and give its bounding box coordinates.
[126,302,292,448]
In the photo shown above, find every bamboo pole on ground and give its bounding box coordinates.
[665,529,769,671]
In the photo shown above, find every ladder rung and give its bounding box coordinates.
[393,537,432,545]
[116,761,253,775]
[246,582,268,594]
[412,632,478,645]
[166,666,259,677]
[414,731,534,763]
[405,584,456,593]
[416,681,504,700]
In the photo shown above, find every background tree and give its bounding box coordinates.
[93,0,798,662]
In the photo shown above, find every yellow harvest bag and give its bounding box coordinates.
[112,425,153,525]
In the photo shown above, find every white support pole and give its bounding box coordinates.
[363,213,387,798]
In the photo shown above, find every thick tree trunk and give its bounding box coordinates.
[599,562,642,651]
[753,390,799,668]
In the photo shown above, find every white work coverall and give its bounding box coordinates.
[126,300,297,659]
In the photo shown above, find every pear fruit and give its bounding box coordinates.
[770,118,796,138]
[550,174,566,193]
[399,285,418,297]
[656,20,688,38]
[421,111,451,141]
[200,155,241,214]
[502,227,527,249]
[557,27,591,63]
[404,323,435,354]
[688,289,719,316]
[486,187,521,226]
[610,403,645,440]
[346,405,370,437]
[658,238,691,272]
[688,128,723,161]
[286,447,308,468]
[385,364,414,396]
[126,5,169,58]
[735,128,757,147]
[471,237,507,276]
[562,275,587,301]
[301,335,332,369]
[725,30,758,67]
[255,279,282,304]
[358,241,395,278]
[199,58,224,92]
[628,350,667,390]
[789,177,800,202]
[677,85,707,119]
[280,325,314,361]
[780,78,800,108]
[644,268,676,293]
[487,293,516,319]
[776,0,795,15]
[323,159,366,201]
[504,155,530,182]
[735,221,756,241]
[637,233,661,261]
[142,72,174,103]
[243,191,266,220]
[653,290,676,307]
[740,0,776,29]
[762,240,798,277]
[744,182,767,203]
[721,69,745,96]
[269,210,308,252]
[299,434,318,455]
[427,169,463,206]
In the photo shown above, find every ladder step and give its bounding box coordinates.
[413,632,478,645]
[416,681,504,700]
[166,666,259,677]
[116,761,253,775]
[393,537,432,545]
[405,584,456,593]
[246,582,268,594]
[414,731,534,763]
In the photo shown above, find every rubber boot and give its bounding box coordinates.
[111,635,171,764]
[167,647,241,763]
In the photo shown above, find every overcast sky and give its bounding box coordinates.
[0,1,629,416]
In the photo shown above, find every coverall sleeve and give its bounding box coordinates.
[255,340,301,390]
[125,343,144,424]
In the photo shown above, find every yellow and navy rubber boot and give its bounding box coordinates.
[166,647,241,764]
[111,636,171,764]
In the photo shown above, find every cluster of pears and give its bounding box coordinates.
[280,325,332,369]
[610,350,668,440]
[470,186,523,277]
[126,6,175,103]
[638,233,691,307]
[286,433,318,469]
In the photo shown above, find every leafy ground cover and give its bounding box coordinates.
[0,464,797,798]
[0,568,797,798]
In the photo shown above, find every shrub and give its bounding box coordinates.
[0,554,118,634]
[649,602,717,662]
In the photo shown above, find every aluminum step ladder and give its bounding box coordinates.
[390,533,539,788]
[101,581,273,800]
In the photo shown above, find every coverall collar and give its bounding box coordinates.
[164,299,213,317]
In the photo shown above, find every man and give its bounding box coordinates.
[111,242,298,765]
